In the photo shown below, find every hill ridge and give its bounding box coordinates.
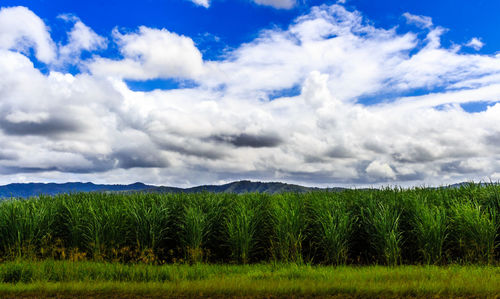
[0,180,342,198]
[1,180,492,198]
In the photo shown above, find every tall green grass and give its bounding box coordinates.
[62,194,126,260]
[270,194,307,263]
[362,197,402,266]
[451,200,498,264]
[125,194,170,259]
[224,195,261,263]
[411,197,447,264]
[308,192,354,265]
[0,183,498,265]
[0,198,54,258]
[178,194,223,263]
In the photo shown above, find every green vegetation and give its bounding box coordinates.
[308,192,354,265]
[0,261,499,298]
[0,183,499,265]
[412,198,448,265]
[451,200,498,264]
[361,199,402,266]
[0,184,499,297]
[225,195,261,263]
[270,194,307,263]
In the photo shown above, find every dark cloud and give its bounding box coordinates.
[363,141,387,154]
[70,156,116,173]
[392,146,435,163]
[211,133,283,148]
[0,153,149,175]
[0,151,17,160]
[113,149,169,169]
[326,145,353,158]
[0,166,59,175]
[303,155,326,163]
[395,172,426,182]
[158,142,224,160]
[440,161,478,174]
[0,159,115,175]
[0,117,83,137]
[485,133,500,146]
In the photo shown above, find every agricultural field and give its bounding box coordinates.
[0,183,499,297]
[0,261,499,298]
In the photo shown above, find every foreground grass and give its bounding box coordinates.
[0,261,499,298]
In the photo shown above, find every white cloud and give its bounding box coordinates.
[189,0,210,8]
[5,111,49,123]
[466,37,484,50]
[403,12,433,29]
[89,26,204,80]
[58,15,107,64]
[253,0,297,9]
[0,6,56,63]
[2,5,500,187]
[491,173,500,181]
[366,161,396,180]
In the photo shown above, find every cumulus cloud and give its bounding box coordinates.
[366,161,396,180]
[58,15,107,64]
[0,6,56,63]
[1,5,500,187]
[89,26,204,80]
[466,37,484,50]
[253,0,297,9]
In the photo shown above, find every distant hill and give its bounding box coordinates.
[3,180,487,199]
[0,180,344,198]
[152,180,341,194]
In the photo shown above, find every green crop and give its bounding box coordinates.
[224,195,261,263]
[307,192,354,265]
[0,183,498,265]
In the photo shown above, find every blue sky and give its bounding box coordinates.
[2,0,498,105]
[2,0,499,57]
[0,0,499,187]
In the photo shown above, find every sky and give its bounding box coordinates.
[0,0,499,187]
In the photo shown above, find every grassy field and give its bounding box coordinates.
[0,183,499,265]
[0,184,499,297]
[0,261,499,298]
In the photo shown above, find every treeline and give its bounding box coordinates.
[0,183,498,265]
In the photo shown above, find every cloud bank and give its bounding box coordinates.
[0,5,499,187]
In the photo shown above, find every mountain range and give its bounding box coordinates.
[0,180,491,199]
[0,180,345,198]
